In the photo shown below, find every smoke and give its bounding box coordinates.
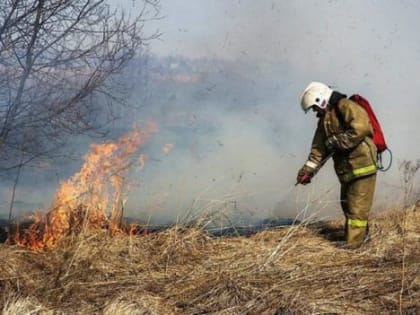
[3,0,420,224]
[115,55,339,224]
[122,0,420,222]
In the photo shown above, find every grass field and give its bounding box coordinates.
[0,204,418,314]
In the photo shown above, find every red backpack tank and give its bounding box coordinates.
[335,94,392,171]
[349,94,388,153]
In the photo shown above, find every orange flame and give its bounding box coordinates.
[14,125,156,250]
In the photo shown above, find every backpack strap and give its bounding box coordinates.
[333,99,346,128]
[328,91,347,126]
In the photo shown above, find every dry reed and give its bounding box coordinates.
[0,205,419,314]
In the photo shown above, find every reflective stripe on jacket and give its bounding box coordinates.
[306,97,378,183]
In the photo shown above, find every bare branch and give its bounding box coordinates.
[0,0,160,170]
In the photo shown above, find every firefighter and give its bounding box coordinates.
[296,82,377,249]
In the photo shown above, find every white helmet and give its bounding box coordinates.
[300,82,333,113]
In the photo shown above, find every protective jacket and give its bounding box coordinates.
[304,92,378,183]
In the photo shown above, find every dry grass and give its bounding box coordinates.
[0,206,419,315]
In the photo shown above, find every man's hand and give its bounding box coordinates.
[296,166,314,185]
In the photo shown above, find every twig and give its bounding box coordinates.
[398,204,413,314]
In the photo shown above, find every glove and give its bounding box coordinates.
[296,166,314,185]
[325,135,339,152]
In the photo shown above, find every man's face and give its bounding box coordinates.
[311,106,325,118]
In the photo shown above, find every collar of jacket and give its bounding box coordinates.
[328,91,347,107]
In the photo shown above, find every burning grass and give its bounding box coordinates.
[12,126,155,250]
[2,132,419,313]
[0,205,418,314]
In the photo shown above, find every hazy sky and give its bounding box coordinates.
[109,0,420,218]
[119,0,420,151]
[4,1,420,223]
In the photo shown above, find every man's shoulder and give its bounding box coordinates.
[337,97,356,108]
[337,96,370,122]
[337,97,363,113]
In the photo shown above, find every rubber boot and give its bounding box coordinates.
[346,225,367,249]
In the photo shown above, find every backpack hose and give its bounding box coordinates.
[378,148,392,172]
